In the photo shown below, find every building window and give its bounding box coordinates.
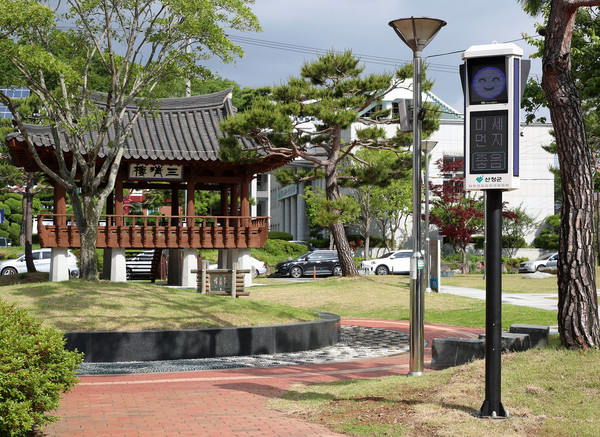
[0,87,30,119]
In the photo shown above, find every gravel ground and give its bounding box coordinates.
[77,326,410,375]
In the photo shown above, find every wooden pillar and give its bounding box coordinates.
[220,186,229,226]
[240,177,250,226]
[230,184,240,216]
[103,190,115,280]
[115,177,124,226]
[168,184,182,285]
[106,190,114,224]
[171,185,179,226]
[54,182,67,226]
[187,175,196,226]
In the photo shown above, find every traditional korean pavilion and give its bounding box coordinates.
[6,89,290,284]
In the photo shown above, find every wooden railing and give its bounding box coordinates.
[37,214,270,249]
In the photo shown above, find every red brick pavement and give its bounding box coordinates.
[42,320,483,437]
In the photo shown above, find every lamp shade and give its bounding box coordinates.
[421,140,438,154]
[388,17,446,52]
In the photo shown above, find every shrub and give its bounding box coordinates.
[311,238,329,248]
[503,257,527,271]
[0,300,83,436]
[267,231,294,241]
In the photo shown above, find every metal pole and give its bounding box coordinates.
[479,189,506,418]
[409,48,425,376]
[424,149,431,293]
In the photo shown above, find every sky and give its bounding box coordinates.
[205,0,543,113]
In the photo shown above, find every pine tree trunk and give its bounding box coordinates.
[324,142,358,276]
[543,0,600,349]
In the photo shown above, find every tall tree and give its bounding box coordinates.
[429,158,484,273]
[520,0,600,349]
[221,51,438,275]
[0,0,260,280]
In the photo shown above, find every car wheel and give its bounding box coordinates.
[290,266,303,278]
[69,269,80,279]
[1,267,17,275]
[332,265,342,276]
[375,265,389,275]
[253,268,259,278]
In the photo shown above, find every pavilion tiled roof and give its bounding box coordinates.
[7,88,259,165]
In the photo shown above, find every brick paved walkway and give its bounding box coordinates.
[42,320,483,436]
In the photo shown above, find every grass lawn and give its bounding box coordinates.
[251,276,557,330]
[271,339,600,437]
[441,271,560,294]
[0,279,319,331]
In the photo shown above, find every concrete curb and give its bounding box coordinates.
[65,312,340,363]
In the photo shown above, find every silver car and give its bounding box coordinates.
[518,252,558,273]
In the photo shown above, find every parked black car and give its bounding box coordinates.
[275,250,341,278]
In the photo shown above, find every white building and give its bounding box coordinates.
[253,79,554,245]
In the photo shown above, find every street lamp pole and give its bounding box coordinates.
[389,16,446,376]
[422,140,438,294]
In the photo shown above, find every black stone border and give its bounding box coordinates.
[65,312,340,363]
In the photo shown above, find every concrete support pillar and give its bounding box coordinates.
[49,247,69,282]
[109,248,127,282]
[181,248,197,288]
[291,192,297,238]
[233,248,252,287]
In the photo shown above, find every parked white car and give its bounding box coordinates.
[518,252,558,273]
[0,248,79,278]
[361,250,412,275]
[209,257,267,278]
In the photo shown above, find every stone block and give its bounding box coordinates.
[431,337,485,370]
[509,324,550,348]
[478,332,531,352]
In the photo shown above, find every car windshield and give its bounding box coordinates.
[378,252,394,259]
[294,252,312,260]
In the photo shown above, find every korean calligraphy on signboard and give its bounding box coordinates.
[128,163,183,181]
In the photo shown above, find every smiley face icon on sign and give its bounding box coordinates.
[473,67,506,100]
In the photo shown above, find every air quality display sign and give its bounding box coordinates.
[469,110,508,174]
[468,56,508,105]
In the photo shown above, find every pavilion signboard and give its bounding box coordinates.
[128,163,183,181]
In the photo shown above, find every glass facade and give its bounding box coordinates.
[0,87,30,119]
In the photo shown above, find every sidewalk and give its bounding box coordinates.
[440,285,558,312]
[43,320,483,437]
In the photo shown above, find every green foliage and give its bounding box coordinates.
[0,0,261,280]
[267,231,294,241]
[472,236,485,250]
[0,193,25,243]
[502,204,538,256]
[252,239,309,267]
[533,214,561,250]
[503,235,527,250]
[302,186,359,229]
[442,252,484,272]
[0,300,83,436]
[221,50,441,271]
[503,256,528,270]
